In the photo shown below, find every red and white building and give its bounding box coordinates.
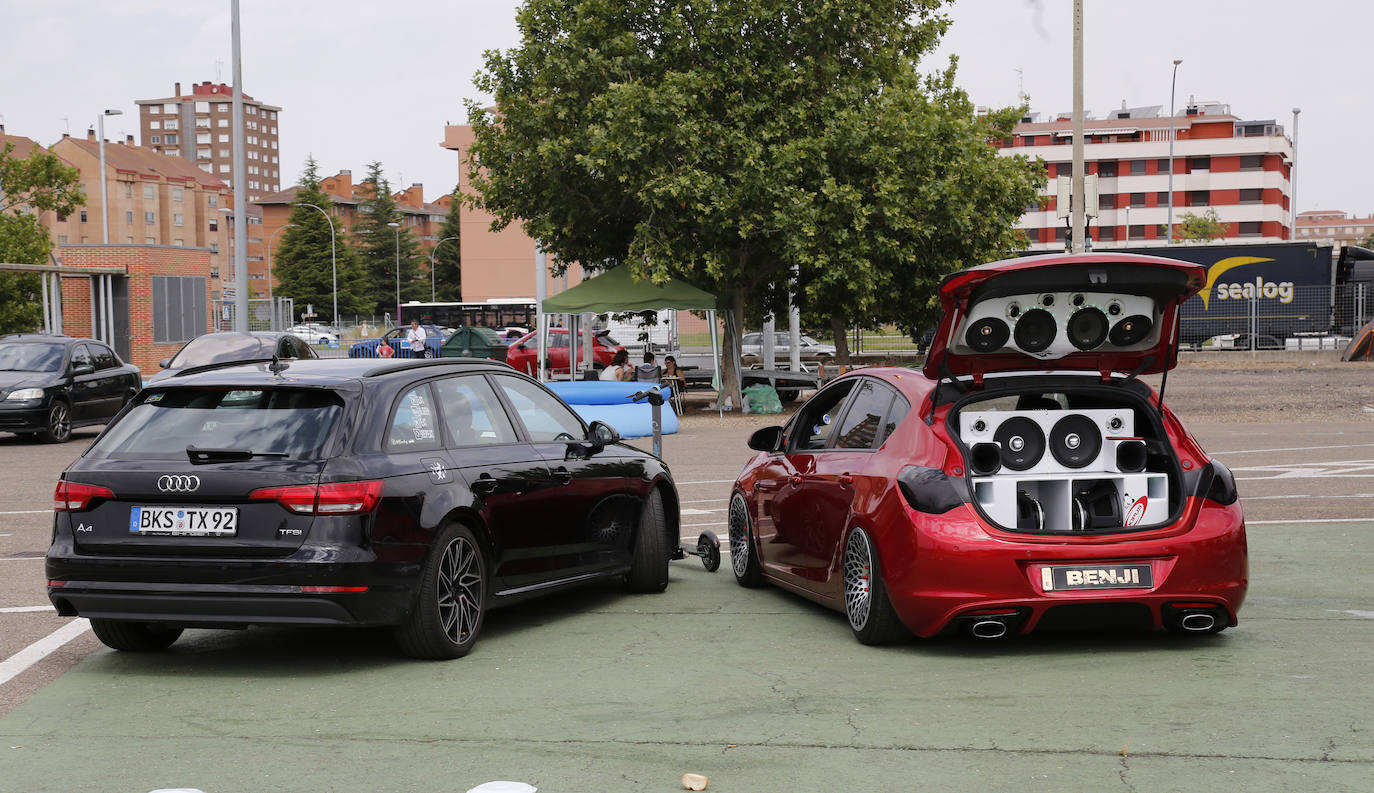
[997,100,1293,250]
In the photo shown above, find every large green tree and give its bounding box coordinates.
[431,188,461,301]
[350,162,426,321]
[273,157,368,323]
[467,0,1042,399]
[0,140,86,333]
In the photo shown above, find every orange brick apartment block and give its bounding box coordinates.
[58,246,214,378]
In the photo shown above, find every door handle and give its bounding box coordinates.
[787,475,802,486]
[838,474,854,487]
[472,475,498,495]
[552,467,573,485]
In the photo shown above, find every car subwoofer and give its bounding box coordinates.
[993,417,1045,471]
[964,317,1009,353]
[1108,314,1154,346]
[1066,307,1109,351]
[1013,308,1057,353]
[1049,414,1103,469]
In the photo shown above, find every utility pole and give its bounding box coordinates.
[1070,0,1086,253]
[230,0,249,331]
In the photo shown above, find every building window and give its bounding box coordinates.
[210,266,220,278]
[210,242,219,253]
[152,275,207,345]
[1188,156,1210,172]
[195,101,209,112]
[150,120,161,130]
[164,118,179,131]
[216,104,227,113]
[209,219,218,232]
[151,135,162,144]
[1129,225,1146,240]
[145,236,156,244]
[125,210,133,225]
[1239,188,1263,204]
[57,234,68,245]
[172,187,183,202]
[1099,226,1116,241]
[173,239,184,246]
[1054,226,1068,242]
[1189,190,1210,207]
[1130,193,1146,208]
[163,103,177,113]
[1098,161,1117,178]
[1240,155,1264,171]
[208,195,218,208]
[218,118,229,128]
[142,184,154,199]
[195,117,211,129]
[148,105,159,114]
[145,211,155,225]
[165,134,178,144]
[1157,158,1171,174]
[173,213,184,227]
[79,210,88,223]
[196,132,211,144]
[218,133,229,143]
[219,164,231,173]
[197,148,212,159]
[1239,221,1262,237]
[1097,194,1114,210]
[1130,160,1147,175]
[122,183,132,198]
[1156,192,1169,205]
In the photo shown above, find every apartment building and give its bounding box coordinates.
[135,81,282,201]
[1296,210,1374,251]
[997,100,1293,250]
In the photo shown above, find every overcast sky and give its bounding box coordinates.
[3,1,1368,215]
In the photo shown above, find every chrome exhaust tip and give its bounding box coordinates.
[969,619,1009,639]
[1179,613,1217,632]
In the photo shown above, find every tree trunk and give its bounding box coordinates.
[830,314,852,366]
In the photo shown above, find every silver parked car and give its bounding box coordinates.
[740,332,836,366]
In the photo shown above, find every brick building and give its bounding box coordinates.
[997,100,1293,250]
[1296,210,1374,251]
[135,81,282,201]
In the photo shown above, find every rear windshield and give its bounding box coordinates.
[87,387,344,460]
[169,336,270,369]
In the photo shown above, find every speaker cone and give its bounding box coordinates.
[1067,307,1109,351]
[1016,490,1044,532]
[1073,480,1123,529]
[969,442,1002,475]
[1049,414,1103,469]
[1013,308,1057,353]
[964,317,1009,353]
[1115,439,1147,473]
[994,417,1045,471]
[1108,314,1154,346]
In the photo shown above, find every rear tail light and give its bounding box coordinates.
[250,481,384,516]
[54,481,116,512]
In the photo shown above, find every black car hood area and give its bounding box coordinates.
[0,371,52,390]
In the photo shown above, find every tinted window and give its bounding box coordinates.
[834,380,895,450]
[493,376,585,442]
[70,344,93,371]
[0,342,64,372]
[87,388,342,460]
[434,376,518,447]
[387,385,442,452]
[168,335,269,369]
[879,394,910,448]
[791,380,856,451]
[91,344,119,369]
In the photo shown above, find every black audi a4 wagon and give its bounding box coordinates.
[47,357,679,659]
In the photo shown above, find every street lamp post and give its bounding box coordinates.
[387,222,401,324]
[97,109,122,244]
[299,203,337,328]
[1167,58,1182,244]
[429,236,458,302]
[1291,107,1301,236]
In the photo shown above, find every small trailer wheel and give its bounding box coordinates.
[697,531,721,572]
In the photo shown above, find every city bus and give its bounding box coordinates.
[399,300,537,332]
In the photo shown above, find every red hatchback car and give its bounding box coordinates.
[505,328,624,377]
[729,253,1247,644]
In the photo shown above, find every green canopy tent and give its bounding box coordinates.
[539,266,723,413]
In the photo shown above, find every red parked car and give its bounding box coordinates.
[505,328,625,377]
[729,252,1247,644]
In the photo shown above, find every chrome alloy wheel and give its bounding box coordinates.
[436,535,483,645]
[728,494,751,578]
[843,528,874,630]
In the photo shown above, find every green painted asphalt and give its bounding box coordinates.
[2,523,1372,793]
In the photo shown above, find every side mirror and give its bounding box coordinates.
[588,420,620,446]
[73,364,95,376]
[159,358,171,369]
[747,425,785,452]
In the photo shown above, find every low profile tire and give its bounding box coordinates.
[89,619,183,652]
[395,524,487,660]
[843,527,911,645]
[776,389,800,403]
[626,488,670,593]
[39,400,71,444]
[727,492,765,587]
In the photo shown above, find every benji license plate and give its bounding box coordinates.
[1041,564,1152,592]
[129,506,238,536]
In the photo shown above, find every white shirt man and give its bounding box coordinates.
[406,322,427,355]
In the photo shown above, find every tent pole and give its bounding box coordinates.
[708,309,722,418]
[536,246,547,381]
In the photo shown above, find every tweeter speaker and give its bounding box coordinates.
[964,317,1009,353]
[1108,314,1154,346]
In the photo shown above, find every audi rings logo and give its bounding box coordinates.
[157,475,201,493]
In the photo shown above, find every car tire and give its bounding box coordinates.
[727,492,765,587]
[394,523,488,660]
[39,400,72,444]
[626,488,670,593]
[776,389,800,403]
[843,527,911,645]
[89,619,183,652]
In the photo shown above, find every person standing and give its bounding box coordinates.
[406,320,428,358]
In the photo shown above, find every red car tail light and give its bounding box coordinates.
[250,481,384,515]
[54,481,115,512]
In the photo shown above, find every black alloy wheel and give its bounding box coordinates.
[395,523,488,659]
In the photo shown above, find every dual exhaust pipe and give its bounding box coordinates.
[962,605,1223,638]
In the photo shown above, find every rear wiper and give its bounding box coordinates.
[186,446,290,463]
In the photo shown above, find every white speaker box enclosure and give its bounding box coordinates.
[956,291,1159,360]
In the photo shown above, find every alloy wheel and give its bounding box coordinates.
[843,529,874,630]
[436,535,483,646]
[48,402,71,442]
[728,494,751,578]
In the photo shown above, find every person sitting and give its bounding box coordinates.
[661,355,681,380]
[635,351,661,382]
[600,349,631,380]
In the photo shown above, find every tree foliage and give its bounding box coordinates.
[350,162,426,320]
[467,0,1043,394]
[431,187,461,301]
[0,140,87,333]
[1169,209,1228,243]
[273,157,368,323]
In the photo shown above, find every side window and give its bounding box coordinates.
[91,345,119,369]
[545,330,569,349]
[790,380,856,451]
[433,376,518,447]
[386,384,441,452]
[878,394,911,448]
[834,380,898,450]
[70,344,93,371]
[493,376,586,442]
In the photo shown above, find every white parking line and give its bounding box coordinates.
[1215,443,1374,456]
[1247,518,1373,525]
[0,557,44,562]
[0,510,49,515]
[0,605,54,614]
[0,618,89,688]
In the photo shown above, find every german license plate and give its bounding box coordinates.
[1041,563,1152,592]
[129,506,238,536]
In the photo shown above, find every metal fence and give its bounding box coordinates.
[213,297,295,333]
[843,283,1372,355]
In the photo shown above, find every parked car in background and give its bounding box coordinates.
[505,328,625,376]
[47,357,679,659]
[740,331,836,367]
[148,332,319,385]
[729,252,1247,645]
[287,324,340,346]
[440,326,509,363]
[0,334,142,443]
[498,326,530,342]
[348,325,448,359]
